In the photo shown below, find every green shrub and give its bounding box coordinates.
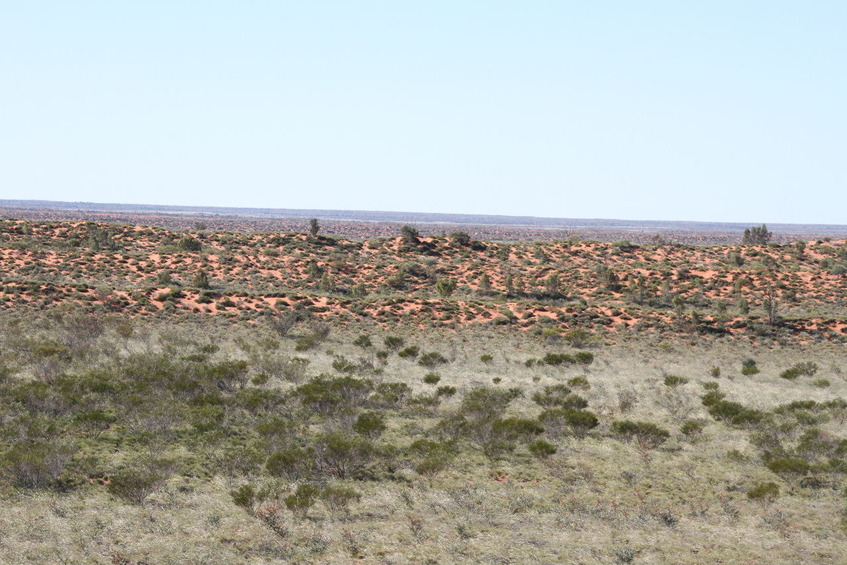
[332,356,358,374]
[528,439,557,458]
[423,373,441,385]
[541,353,574,366]
[681,419,705,437]
[780,367,802,380]
[562,409,599,437]
[567,376,590,390]
[767,457,811,477]
[285,483,321,518]
[370,382,411,408]
[177,236,202,252]
[492,417,544,442]
[265,446,314,480]
[611,420,670,447]
[436,385,457,397]
[2,440,75,489]
[230,483,257,512]
[460,386,522,422]
[706,400,746,421]
[313,432,374,479]
[779,361,819,380]
[384,336,404,350]
[540,352,594,366]
[410,439,456,476]
[479,354,493,364]
[294,376,374,414]
[418,352,448,368]
[320,484,361,518]
[741,358,759,375]
[352,412,387,439]
[352,335,372,349]
[563,328,593,348]
[107,463,172,504]
[701,390,726,407]
[398,346,420,359]
[531,384,571,408]
[663,375,689,386]
[747,481,780,501]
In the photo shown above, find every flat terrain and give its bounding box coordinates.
[4,199,847,244]
[0,216,845,564]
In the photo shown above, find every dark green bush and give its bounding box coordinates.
[418,352,448,368]
[398,346,420,359]
[562,409,599,437]
[383,336,404,350]
[295,376,374,415]
[320,484,361,518]
[230,483,257,512]
[541,353,573,366]
[741,358,759,375]
[107,463,172,504]
[410,439,456,476]
[567,376,590,390]
[767,457,811,477]
[531,384,571,408]
[285,483,321,517]
[528,439,557,458]
[663,375,689,386]
[574,352,594,365]
[460,386,522,422]
[492,417,544,442]
[611,420,670,447]
[701,390,726,407]
[747,481,780,501]
[780,361,819,380]
[681,419,705,437]
[352,412,387,439]
[423,373,441,385]
[177,236,202,252]
[436,385,457,397]
[266,446,315,480]
[313,432,375,479]
[2,439,75,489]
[352,335,372,349]
[370,382,411,408]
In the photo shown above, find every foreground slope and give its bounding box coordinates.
[0,219,845,564]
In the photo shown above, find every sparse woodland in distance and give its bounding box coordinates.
[0,216,846,564]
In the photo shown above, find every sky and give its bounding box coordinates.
[1,2,845,224]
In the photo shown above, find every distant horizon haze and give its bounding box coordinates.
[2,199,846,234]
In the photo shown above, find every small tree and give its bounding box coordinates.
[762,286,780,325]
[477,273,492,296]
[178,236,202,252]
[449,231,471,246]
[309,218,320,237]
[285,483,321,518]
[435,278,457,298]
[544,272,561,297]
[400,225,420,246]
[192,269,210,289]
[742,224,772,245]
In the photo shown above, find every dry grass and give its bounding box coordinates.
[1,319,845,564]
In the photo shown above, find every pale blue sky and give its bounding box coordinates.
[2,2,845,224]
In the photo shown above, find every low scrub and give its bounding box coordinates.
[611,420,670,447]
